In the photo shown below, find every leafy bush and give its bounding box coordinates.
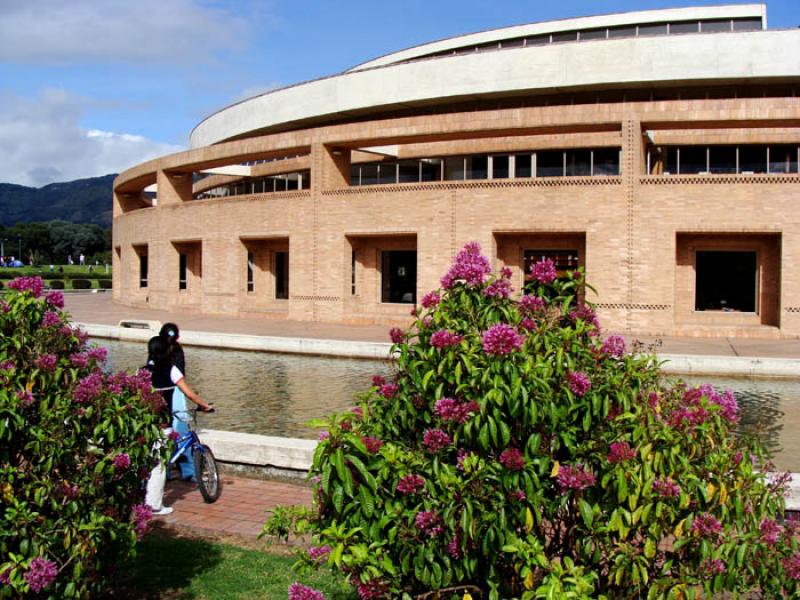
[98,279,112,290]
[283,243,798,599]
[0,277,166,598]
[71,278,92,290]
[47,279,65,290]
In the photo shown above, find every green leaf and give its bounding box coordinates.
[578,499,594,529]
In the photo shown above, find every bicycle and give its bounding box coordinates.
[170,406,222,503]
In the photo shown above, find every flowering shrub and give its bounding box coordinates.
[282,244,797,599]
[0,277,166,598]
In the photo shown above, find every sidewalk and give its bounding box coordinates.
[64,292,800,359]
[158,473,312,540]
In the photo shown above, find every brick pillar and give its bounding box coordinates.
[156,170,192,206]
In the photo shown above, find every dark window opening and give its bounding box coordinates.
[420,159,442,182]
[679,147,707,174]
[381,250,417,304]
[398,160,419,183]
[139,254,148,289]
[246,251,254,292]
[275,251,289,300]
[465,155,488,179]
[769,145,798,174]
[709,146,737,174]
[670,21,699,34]
[565,150,591,176]
[514,154,532,178]
[638,23,668,37]
[351,250,356,295]
[593,148,620,175]
[378,163,397,185]
[739,145,767,174]
[444,157,465,180]
[695,251,756,312]
[492,155,510,179]
[700,19,732,33]
[537,151,564,177]
[179,253,187,290]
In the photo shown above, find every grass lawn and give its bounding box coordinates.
[0,264,112,290]
[111,532,357,599]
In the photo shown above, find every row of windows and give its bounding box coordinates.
[648,145,800,175]
[410,18,761,63]
[194,171,311,200]
[141,247,757,313]
[350,148,621,185]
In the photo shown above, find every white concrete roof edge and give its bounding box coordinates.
[190,29,799,149]
[349,3,766,71]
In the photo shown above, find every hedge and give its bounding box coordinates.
[71,279,92,290]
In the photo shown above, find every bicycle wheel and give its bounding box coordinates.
[193,444,222,503]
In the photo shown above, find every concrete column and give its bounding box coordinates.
[156,170,192,206]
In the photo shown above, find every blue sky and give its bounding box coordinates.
[0,0,796,186]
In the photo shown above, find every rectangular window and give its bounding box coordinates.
[465,155,488,180]
[768,145,798,174]
[670,21,699,34]
[351,250,356,295]
[608,25,637,38]
[700,19,732,33]
[420,159,442,182]
[444,157,465,180]
[524,249,579,290]
[565,150,591,176]
[638,24,668,37]
[139,254,148,288]
[350,165,361,185]
[275,251,289,300]
[733,18,762,31]
[398,160,420,183]
[525,34,550,46]
[179,253,187,290]
[579,28,607,41]
[551,31,577,43]
[592,148,620,175]
[537,151,564,177]
[695,251,756,312]
[360,164,378,186]
[492,155,510,179]
[709,146,737,174]
[514,154,532,178]
[739,145,767,174]
[381,250,417,304]
[679,147,707,174]
[246,251,254,292]
[378,163,397,184]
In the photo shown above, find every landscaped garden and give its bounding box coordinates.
[2,243,800,598]
[0,265,112,290]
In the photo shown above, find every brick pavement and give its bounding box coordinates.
[156,473,312,540]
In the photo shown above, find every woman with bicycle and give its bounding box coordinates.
[144,335,213,516]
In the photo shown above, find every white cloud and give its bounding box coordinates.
[0,89,184,187]
[0,0,251,65]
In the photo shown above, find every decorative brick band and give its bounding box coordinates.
[597,303,671,311]
[292,295,341,302]
[784,307,800,313]
[322,177,622,196]
[640,175,800,186]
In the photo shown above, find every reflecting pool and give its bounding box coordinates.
[101,339,800,471]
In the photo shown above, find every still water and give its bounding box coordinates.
[101,340,800,471]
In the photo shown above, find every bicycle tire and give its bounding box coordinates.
[193,444,222,503]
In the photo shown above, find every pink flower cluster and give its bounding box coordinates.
[133,504,152,540]
[608,441,636,464]
[362,437,383,454]
[447,532,462,559]
[288,582,326,600]
[760,518,783,545]
[782,552,800,580]
[113,453,131,471]
[70,352,89,368]
[16,390,34,406]
[601,335,626,357]
[653,478,681,498]
[430,329,464,349]
[74,372,104,404]
[307,545,331,564]
[87,346,108,362]
[440,242,492,289]
[34,353,57,372]
[567,371,591,396]
[415,510,444,537]
[529,258,557,284]
[23,557,57,592]
[420,291,441,308]
[423,428,452,453]
[483,276,513,299]
[41,311,62,328]
[499,448,525,471]
[569,304,600,329]
[519,294,545,313]
[379,382,399,398]
[389,327,404,344]
[7,276,44,297]
[691,513,723,538]
[45,290,64,309]
[482,324,523,356]
[700,558,727,577]
[668,384,740,429]
[434,397,479,424]
[397,474,425,495]
[556,464,595,491]
[371,375,386,387]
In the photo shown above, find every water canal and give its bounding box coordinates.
[101,339,800,472]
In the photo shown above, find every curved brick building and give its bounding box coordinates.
[113,3,800,338]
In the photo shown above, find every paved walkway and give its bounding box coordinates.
[158,473,312,540]
[64,292,800,359]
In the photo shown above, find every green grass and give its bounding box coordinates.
[111,533,357,599]
[0,265,112,289]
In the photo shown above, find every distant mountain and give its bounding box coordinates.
[0,174,116,228]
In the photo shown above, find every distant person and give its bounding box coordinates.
[58,266,64,274]
[79,254,85,266]
[88,265,93,274]
[49,264,54,273]
[144,335,212,516]
[67,255,73,265]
